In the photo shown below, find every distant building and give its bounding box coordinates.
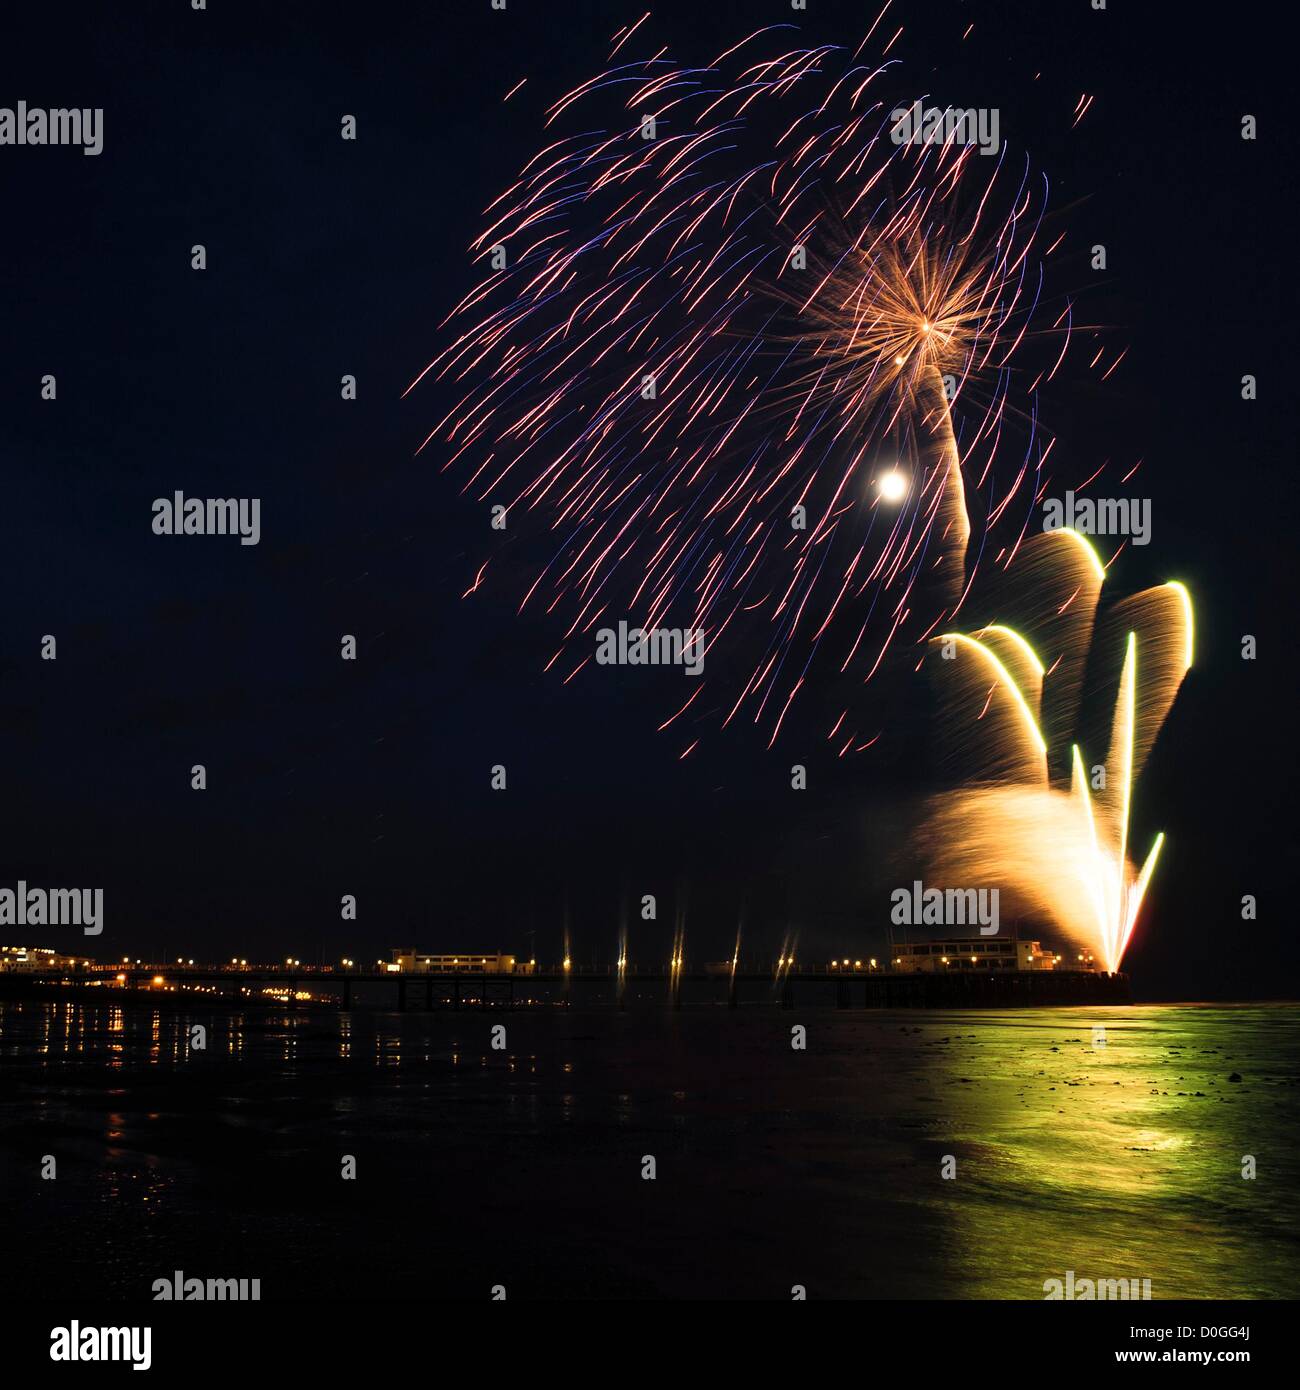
[388,949,534,975]
[891,938,1061,973]
[0,945,83,972]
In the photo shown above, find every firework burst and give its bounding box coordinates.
[918,529,1193,971]
[410,10,1108,750]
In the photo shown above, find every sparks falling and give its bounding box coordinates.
[410,10,1109,750]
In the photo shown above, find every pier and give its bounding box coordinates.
[0,961,1131,1009]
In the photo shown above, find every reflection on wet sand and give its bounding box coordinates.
[0,1001,1295,1299]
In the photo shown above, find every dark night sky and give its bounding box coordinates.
[0,1,1293,998]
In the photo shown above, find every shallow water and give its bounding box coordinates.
[1,1000,1296,1299]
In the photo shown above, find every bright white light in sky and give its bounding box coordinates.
[877,470,908,503]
